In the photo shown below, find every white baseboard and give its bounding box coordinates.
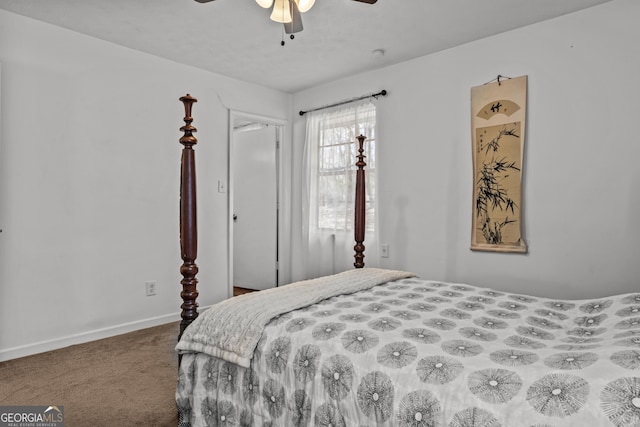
[0,307,210,362]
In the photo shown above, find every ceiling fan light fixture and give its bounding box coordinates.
[255,0,274,8]
[297,0,315,13]
[270,0,292,23]
[194,0,376,46]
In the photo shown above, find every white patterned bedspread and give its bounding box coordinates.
[176,275,640,426]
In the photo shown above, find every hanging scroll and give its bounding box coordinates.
[471,75,527,253]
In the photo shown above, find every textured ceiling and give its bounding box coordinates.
[0,0,612,93]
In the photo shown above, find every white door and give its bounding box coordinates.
[232,125,278,290]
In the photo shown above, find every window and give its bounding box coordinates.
[310,101,376,232]
[302,99,378,276]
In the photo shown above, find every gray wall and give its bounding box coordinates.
[291,0,640,300]
[0,10,291,360]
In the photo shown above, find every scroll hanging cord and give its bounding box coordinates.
[484,74,513,86]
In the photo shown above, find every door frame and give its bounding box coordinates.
[227,110,288,298]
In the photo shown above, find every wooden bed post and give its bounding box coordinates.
[178,94,199,340]
[354,134,367,268]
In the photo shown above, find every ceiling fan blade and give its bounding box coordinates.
[352,0,377,3]
[193,0,216,3]
[284,0,303,34]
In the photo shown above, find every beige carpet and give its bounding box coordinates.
[0,322,180,426]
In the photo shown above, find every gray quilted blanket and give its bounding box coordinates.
[176,268,415,367]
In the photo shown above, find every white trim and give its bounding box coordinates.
[0,306,211,362]
[228,110,290,298]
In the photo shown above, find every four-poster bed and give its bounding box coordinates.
[175,95,640,427]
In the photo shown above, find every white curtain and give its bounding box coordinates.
[302,100,378,279]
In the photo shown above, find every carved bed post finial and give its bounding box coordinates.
[178,94,199,340]
[354,134,367,268]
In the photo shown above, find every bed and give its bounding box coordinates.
[174,95,640,426]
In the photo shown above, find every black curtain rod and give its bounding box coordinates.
[299,90,387,116]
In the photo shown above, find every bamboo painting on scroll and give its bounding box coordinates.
[471,76,527,253]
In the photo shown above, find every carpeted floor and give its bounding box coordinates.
[0,322,180,426]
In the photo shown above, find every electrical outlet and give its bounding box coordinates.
[218,180,226,193]
[145,281,157,296]
[381,244,389,258]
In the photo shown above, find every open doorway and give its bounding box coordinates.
[228,111,286,297]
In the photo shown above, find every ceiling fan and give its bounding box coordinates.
[194,0,377,43]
